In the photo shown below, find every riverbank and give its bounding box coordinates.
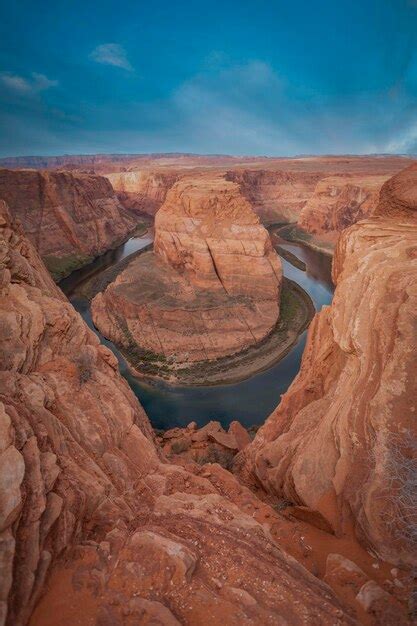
[118,277,314,386]
[52,220,150,282]
[276,223,335,257]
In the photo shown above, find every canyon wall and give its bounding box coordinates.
[226,169,322,224]
[92,175,282,365]
[106,169,179,215]
[0,169,137,279]
[0,199,355,626]
[297,175,389,242]
[240,164,417,567]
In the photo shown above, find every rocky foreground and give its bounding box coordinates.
[1,198,358,626]
[238,164,417,571]
[0,168,137,279]
[91,175,283,373]
[0,163,416,625]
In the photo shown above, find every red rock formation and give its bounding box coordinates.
[240,164,417,568]
[0,169,137,278]
[92,175,282,365]
[226,169,322,224]
[106,169,179,215]
[298,175,389,242]
[0,199,357,625]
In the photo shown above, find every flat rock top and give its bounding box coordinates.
[110,251,250,311]
[157,175,260,225]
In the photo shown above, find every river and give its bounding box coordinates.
[60,229,333,430]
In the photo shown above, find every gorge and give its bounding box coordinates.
[0,155,416,626]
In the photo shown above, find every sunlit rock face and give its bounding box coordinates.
[226,169,322,224]
[240,164,417,567]
[0,199,356,626]
[92,175,282,363]
[106,169,179,215]
[298,175,389,241]
[0,168,136,278]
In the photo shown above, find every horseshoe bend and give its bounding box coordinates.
[90,175,314,384]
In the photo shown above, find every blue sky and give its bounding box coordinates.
[1,0,417,156]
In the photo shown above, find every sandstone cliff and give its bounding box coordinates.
[297,175,389,242]
[226,169,322,224]
[0,199,356,625]
[106,169,179,215]
[0,169,137,279]
[92,176,282,366]
[240,164,417,568]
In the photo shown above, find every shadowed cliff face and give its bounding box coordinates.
[0,169,137,279]
[240,164,417,567]
[0,199,357,626]
[226,169,323,224]
[298,175,389,241]
[106,170,180,216]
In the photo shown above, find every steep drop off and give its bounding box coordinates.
[0,169,137,278]
[92,175,283,369]
[240,164,417,569]
[0,199,356,626]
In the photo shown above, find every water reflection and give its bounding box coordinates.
[61,231,334,430]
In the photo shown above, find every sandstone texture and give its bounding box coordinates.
[239,164,417,568]
[0,199,361,625]
[0,169,137,278]
[106,169,179,215]
[298,175,389,242]
[226,169,323,223]
[92,175,282,365]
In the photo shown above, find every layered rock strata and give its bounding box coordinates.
[239,164,417,568]
[106,169,179,215]
[298,175,389,242]
[92,176,282,365]
[226,169,323,224]
[0,169,137,278]
[0,199,358,625]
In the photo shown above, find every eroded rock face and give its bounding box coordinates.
[0,199,355,625]
[92,176,282,364]
[106,170,179,215]
[0,169,137,278]
[298,175,389,242]
[240,165,417,567]
[226,169,323,224]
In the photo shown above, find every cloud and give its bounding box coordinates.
[0,71,58,94]
[90,43,133,71]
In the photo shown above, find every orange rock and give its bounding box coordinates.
[229,421,252,451]
[297,175,388,241]
[0,168,136,278]
[240,164,417,567]
[92,175,282,365]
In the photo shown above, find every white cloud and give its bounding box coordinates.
[385,120,417,153]
[0,71,58,94]
[90,43,133,71]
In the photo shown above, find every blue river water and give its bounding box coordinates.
[60,231,333,430]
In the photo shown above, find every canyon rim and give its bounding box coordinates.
[1,1,417,624]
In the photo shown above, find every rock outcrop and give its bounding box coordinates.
[0,199,357,625]
[239,164,417,567]
[226,169,323,224]
[298,175,389,242]
[92,175,282,366]
[0,169,137,279]
[106,169,179,215]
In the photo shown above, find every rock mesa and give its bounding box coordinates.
[92,175,282,365]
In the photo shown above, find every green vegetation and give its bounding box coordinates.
[43,253,92,281]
